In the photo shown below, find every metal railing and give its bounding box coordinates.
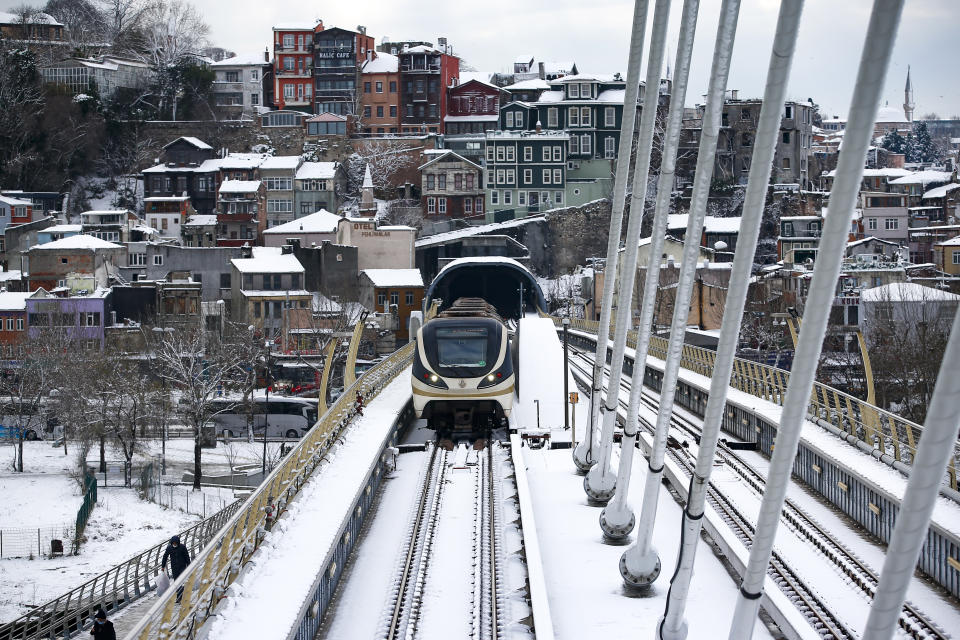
[123,341,416,640]
[0,500,242,640]
[554,316,959,491]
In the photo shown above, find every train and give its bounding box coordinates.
[411,298,515,436]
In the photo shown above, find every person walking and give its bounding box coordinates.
[161,535,191,603]
[90,608,116,640]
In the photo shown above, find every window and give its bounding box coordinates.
[547,107,558,128]
[376,106,384,118]
[554,191,563,205]
[487,146,495,162]
[580,83,591,98]
[742,133,753,147]
[282,34,293,48]
[375,81,383,93]
[251,94,259,105]
[496,146,505,161]
[364,81,371,93]
[885,218,899,230]
[84,312,100,327]
[505,146,515,162]
[491,191,499,205]
[543,169,552,184]
[438,197,447,214]
[466,173,474,189]
[221,273,231,289]
[267,199,293,213]
[604,137,616,159]
[464,198,472,213]
[867,218,878,230]
[523,169,532,184]
[569,83,579,99]
[390,105,397,117]
[153,254,163,266]
[953,251,960,265]
[405,292,414,306]
[605,107,616,127]
[5,318,12,331]
[569,107,579,127]
[553,168,562,184]
[475,197,483,213]
[569,136,579,154]
[426,174,435,190]
[782,157,791,169]
[503,191,512,205]
[784,104,793,119]
[515,112,523,128]
[16,318,22,331]
[550,146,560,161]
[581,135,591,155]
[518,191,526,205]
[506,169,515,184]
[427,197,436,214]
[496,169,504,184]
[129,253,145,266]
[506,112,514,128]
[580,107,591,126]
[363,106,371,118]
[741,108,751,120]
[542,147,551,161]
[390,81,397,92]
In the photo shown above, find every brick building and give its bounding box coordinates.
[0,292,29,359]
[358,269,424,341]
[360,52,400,133]
[398,44,460,134]
[23,235,125,292]
[314,26,375,116]
[444,79,501,135]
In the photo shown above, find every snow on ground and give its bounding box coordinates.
[516,315,572,434]
[205,371,412,640]
[0,486,199,621]
[519,446,775,639]
[1,474,80,527]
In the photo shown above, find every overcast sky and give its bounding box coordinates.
[8,0,959,118]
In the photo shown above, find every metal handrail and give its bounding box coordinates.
[0,500,243,640]
[554,316,959,490]
[123,341,416,640]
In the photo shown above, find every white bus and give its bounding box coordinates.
[206,396,318,439]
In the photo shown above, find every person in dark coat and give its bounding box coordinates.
[161,535,191,602]
[90,608,116,640]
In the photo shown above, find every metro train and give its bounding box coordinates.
[411,298,514,436]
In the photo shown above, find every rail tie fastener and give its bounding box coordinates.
[569,346,948,640]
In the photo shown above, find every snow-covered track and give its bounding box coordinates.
[473,444,504,640]
[382,445,448,640]
[569,352,949,639]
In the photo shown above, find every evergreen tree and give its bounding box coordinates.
[881,129,906,154]
[912,121,934,162]
[904,132,917,163]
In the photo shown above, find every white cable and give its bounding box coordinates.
[599,0,696,536]
[656,2,805,638]
[585,0,673,505]
[863,305,960,637]
[620,0,741,588]
[728,1,905,637]
[574,0,651,473]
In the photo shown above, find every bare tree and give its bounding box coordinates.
[101,351,156,486]
[98,0,148,52]
[0,43,44,188]
[44,0,108,53]
[151,326,243,489]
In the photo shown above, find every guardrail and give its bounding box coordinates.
[123,341,416,640]
[553,316,959,491]
[0,500,242,640]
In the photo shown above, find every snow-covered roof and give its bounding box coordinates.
[861,282,960,303]
[438,256,531,274]
[846,236,902,249]
[503,78,551,91]
[888,170,953,187]
[0,195,32,206]
[459,71,496,85]
[404,45,441,54]
[0,292,30,312]
[0,269,22,282]
[824,167,912,179]
[42,224,81,233]
[362,53,398,73]
[535,91,564,104]
[936,236,960,247]
[232,251,304,274]
[875,105,908,123]
[211,52,269,67]
[0,10,61,25]
[416,216,546,248]
[218,153,266,170]
[219,180,261,194]
[922,183,960,199]
[667,214,741,234]
[184,215,218,226]
[163,136,212,151]
[31,234,122,251]
[418,150,482,171]
[260,155,302,171]
[362,269,424,288]
[272,23,319,31]
[263,209,340,235]
[443,114,498,123]
[515,54,534,64]
[597,89,626,104]
[555,73,604,83]
[296,162,338,180]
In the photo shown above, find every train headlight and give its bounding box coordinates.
[486,374,495,382]
[430,374,439,383]
[478,365,510,389]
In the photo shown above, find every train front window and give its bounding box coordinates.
[436,327,488,368]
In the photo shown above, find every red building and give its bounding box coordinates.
[418,150,484,220]
[398,42,460,134]
[444,79,501,135]
[0,292,29,360]
[272,21,322,111]
[359,52,400,134]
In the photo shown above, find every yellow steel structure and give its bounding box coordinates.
[553,316,959,491]
[317,338,338,416]
[126,341,416,640]
[342,317,366,391]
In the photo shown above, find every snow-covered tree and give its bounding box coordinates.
[881,129,906,155]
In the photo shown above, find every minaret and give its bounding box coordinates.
[903,65,915,123]
[358,163,376,215]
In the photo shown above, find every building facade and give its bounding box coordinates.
[398,45,460,134]
[314,26,374,115]
[444,80,501,135]
[272,23,319,111]
[418,151,484,221]
[211,52,270,118]
[360,52,401,134]
[260,155,302,228]
[484,131,569,221]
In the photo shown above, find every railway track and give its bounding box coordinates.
[381,443,506,640]
[569,348,949,640]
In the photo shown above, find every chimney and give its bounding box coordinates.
[110,310,117,326]
[241,243,253,258]
[264,48,269,62]
[538,61,545,80]
[357,25,366,35]
[438,36,447,53]
[535,120,542,133]
[730,89,739,100]
[281,244,293,255]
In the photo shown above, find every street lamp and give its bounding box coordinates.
[151,326,175,476]
[562,317,570,432]
[262,340,271,476]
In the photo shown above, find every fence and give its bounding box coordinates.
[0,498,243,640]
[151,485,234,519]
[0,474,96,560]
[554,316,960,491]
[73,474,97,554]
[124,341,416,640]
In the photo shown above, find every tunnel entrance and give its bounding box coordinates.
[424,258,547,320]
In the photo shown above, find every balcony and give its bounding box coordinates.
[276,44,312,54]
[275,69,311,78]
[400,64,441,73]
[218,212,256,223]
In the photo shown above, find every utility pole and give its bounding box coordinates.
[562,317,570,430]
